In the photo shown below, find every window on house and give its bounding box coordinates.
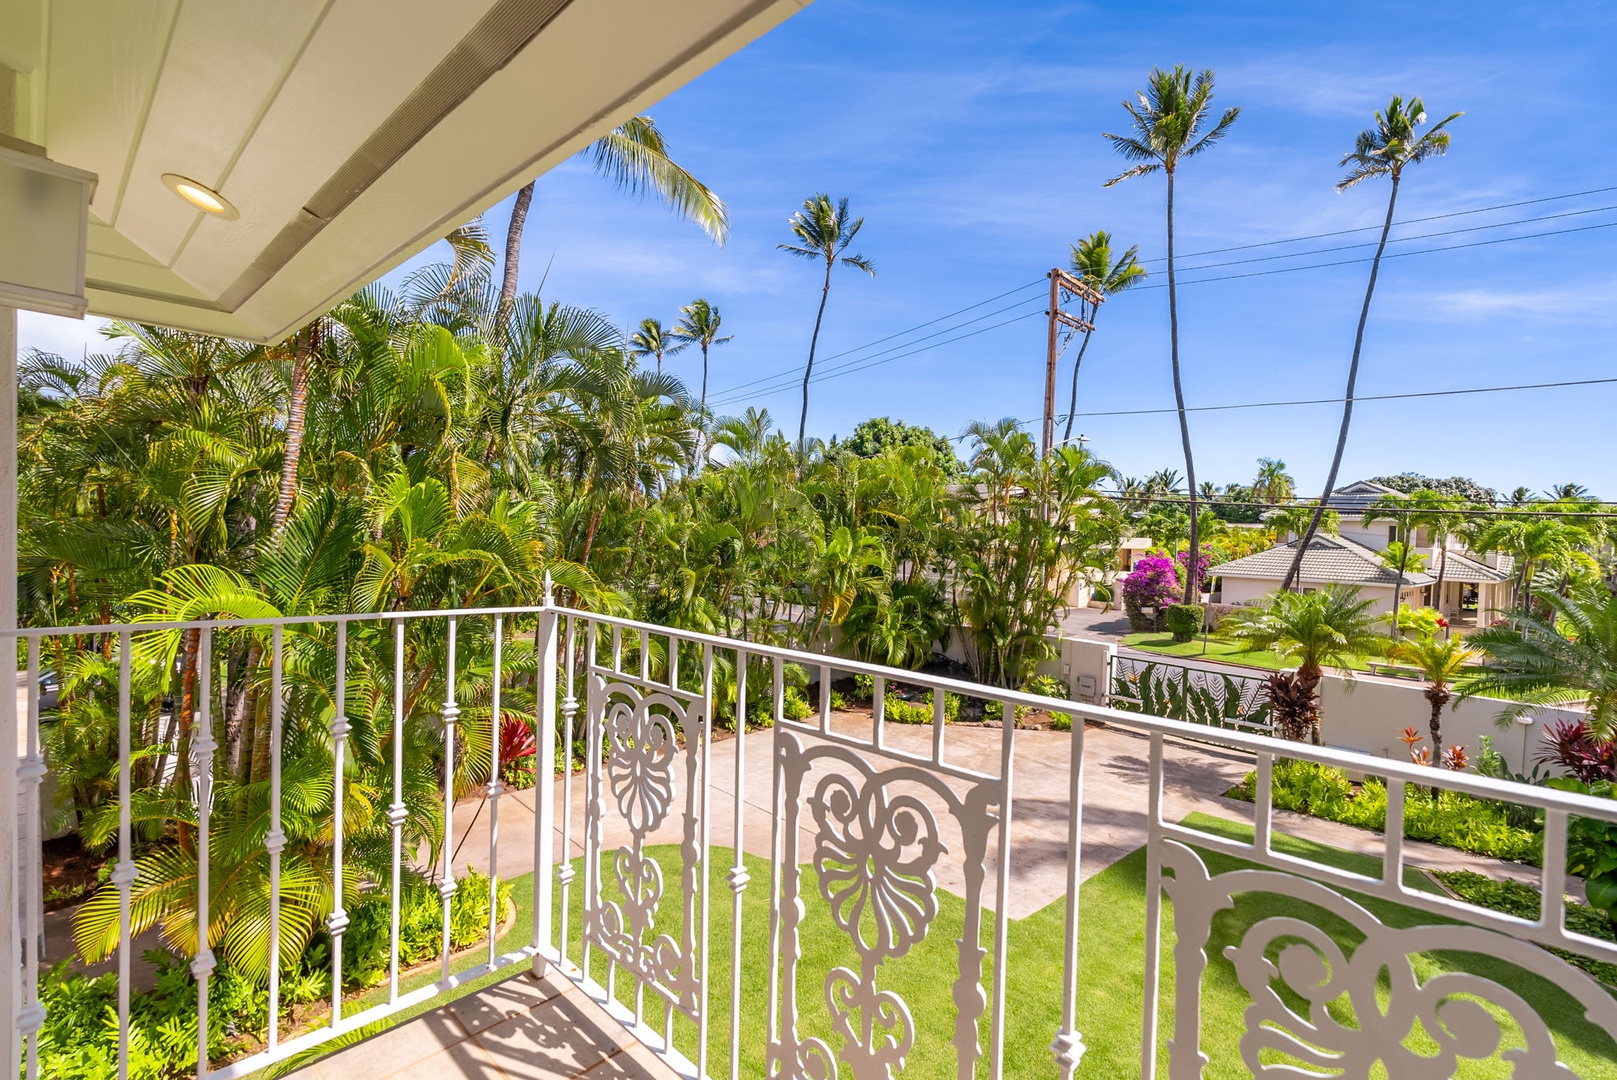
[1388,525,1397,543]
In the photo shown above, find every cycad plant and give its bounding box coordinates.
[1103,66,1239,602]
[1285,97,1460,589]
[1460,583,1617,742]
[779,194,875,452]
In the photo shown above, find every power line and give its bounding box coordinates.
[1136,182,1617,266]
[1168,201,1617,275]
[702,183,1617,413]
[1065,376,1617,420]
[703,279,1044,401]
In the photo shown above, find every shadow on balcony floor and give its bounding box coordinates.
[286,970,678,1080]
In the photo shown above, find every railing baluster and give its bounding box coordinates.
[871,673,884,749]
[668,630,679,691]
[114,629,134,1080]
[931,686,946,763]
[388,618,407,1003]
[988,699,1015,1079]
[1139,732,1165,1080]
[581,619,598,983]
[1253,750,1274,855]
[1383,776,1407,890]
[266,626,286,1050]
[558,616,578,968]
[328,621,350,1026]
[191,631,216,1079]
[727,650,749,1080]
[1051,695,1086,1078]
[18,638,44,1080]
[818,663,831,733]
[533,578,559,973]
[487,615,504,967]
[439,616,460,984]
[697,644,714,1077]
[764,656,785,1059]
[1542,809,1569,930]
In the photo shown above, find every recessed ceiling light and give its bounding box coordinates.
[161,173,238,220]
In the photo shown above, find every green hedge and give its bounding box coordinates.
[1163,603,1204,643]
[1232,759,1542,864]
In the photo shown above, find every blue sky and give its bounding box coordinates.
[23,0,1617,496]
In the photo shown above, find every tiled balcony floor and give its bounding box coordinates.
[286,971,680,1080]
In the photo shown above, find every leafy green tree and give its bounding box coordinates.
[1460,584,1617,742]
[830,416,960,476]
[1285,97,1461,590]
[1062,231,1146,445]
[1104,66,1239,602]
[1370,472,1498,504]
[1221,584,1387,743]
[779,194,875,451]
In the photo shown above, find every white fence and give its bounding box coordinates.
[8,599,1617,1078]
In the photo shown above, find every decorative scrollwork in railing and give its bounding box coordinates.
[1109,655,1272,733]
[770,736,1000,1080]
[583,675,706,1018]
[1157,839,1617,1077]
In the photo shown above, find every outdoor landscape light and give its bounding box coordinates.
[161,173,238,220]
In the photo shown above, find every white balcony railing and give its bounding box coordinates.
[8,593,1617,1078]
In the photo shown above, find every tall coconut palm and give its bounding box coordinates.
[1103,66,1239,603]
[629,317,685,376]
[1364,491,1417,628]
[1407,491,1466,618]
[1061,230,1146,444]
[671,299,731,468]
[1396,635,1476,763]
[779,194,876,452]
[501,116,729,311]
[1222,584,1386,743]
[1284,97,1461,590]
[1252,457,1294,505]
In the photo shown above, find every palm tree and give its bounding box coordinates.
[1221,584,1386,743]
[629,317,686,376]
[1395,635,1476,763]
[671,299,732,468]
[1406,491,1466,619]
[1507,486,1536,508]
[1263,502,1337,544]
[1546,482,1591,501]
[1460,584,1617,742]
[1252,457,1294,505]
[1104,67,1239,603]
[501,116,729,311]
[1364,491,1418,627]
[779,194,876,451]
[1284,97,1461,590]
[1061,231,1146,444]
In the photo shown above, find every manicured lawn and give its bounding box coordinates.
[275,817,1617,1078]
[1123,631,1379,673]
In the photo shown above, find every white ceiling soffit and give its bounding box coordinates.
[13,0,808,343]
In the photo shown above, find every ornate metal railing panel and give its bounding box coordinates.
[7,594,1617,1079]
[1109,653,1273,733]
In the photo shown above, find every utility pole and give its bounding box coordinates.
[1042,268,1104,455]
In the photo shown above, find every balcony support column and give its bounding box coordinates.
[0,300,17,1075]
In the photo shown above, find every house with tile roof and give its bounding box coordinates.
[1210,481,1516,620]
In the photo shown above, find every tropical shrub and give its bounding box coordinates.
[1538,719,1617,784]
[1432,869,1616,985]
[1121,555,1178,632]
[1110,659,1270,730]
[1163,603,1203,642]
[1018,674,1073,726]
[882,690,959,725]
[1233,759,1541,864]
[1547,778,1617,933]
[781,686,813,722]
